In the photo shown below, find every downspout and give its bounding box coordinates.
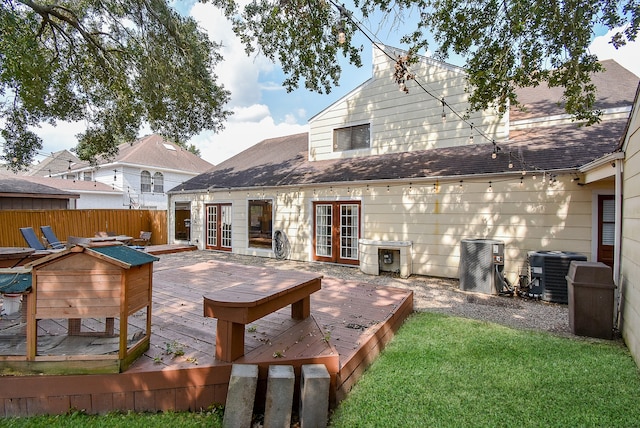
[614,158,623,331]
[614,160,622,287]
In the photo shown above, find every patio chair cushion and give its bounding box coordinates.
[20,227,46,251]
[40,226,67,250]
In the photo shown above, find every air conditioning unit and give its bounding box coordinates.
[527,251,587,303]
[459,239,504,295]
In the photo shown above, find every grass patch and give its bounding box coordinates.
[0,409,223,427]
[329,312,640,427]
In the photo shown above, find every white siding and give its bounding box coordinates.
[183,174,598,284]
[621,91,640,368]
[309,45,507,161]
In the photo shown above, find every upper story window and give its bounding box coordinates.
[153,172,164,193]
[141,170,152,193]
[83,171,92,181]
[333,124,370,152]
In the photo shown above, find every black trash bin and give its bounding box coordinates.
[566,261,616,339]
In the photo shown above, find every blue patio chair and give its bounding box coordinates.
[40,226,67,250]
[19,227,47,251]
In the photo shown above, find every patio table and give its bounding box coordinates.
[0,247,35,268]
[89,235,133,245]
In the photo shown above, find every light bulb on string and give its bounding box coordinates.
[508,151,513,169]
[441,97,446,123]
[491,141,499,159]
[469,123,474,143]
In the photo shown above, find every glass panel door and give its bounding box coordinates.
[206,204,232,251]
[221,205,232,249]
[315,204,333,258]
[340,204,359,261]
[313,201,360,265]
[206,205,218,248]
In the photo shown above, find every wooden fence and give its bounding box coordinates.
[0,210,167,247]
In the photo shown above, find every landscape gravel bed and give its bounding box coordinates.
[160,250,574,336]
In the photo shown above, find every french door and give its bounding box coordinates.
[206,204,232,251]
[313,201,360,265]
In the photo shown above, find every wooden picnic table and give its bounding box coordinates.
[203,270,322,362]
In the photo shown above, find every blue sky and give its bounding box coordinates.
[32,1,640,166]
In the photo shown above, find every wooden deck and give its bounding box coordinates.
[0,252,413,417]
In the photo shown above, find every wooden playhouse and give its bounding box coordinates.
[0,245,159,375]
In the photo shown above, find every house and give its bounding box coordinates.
[0,168,79,209]
[25,135,213,210]
[620,82,640,367]
[168,44,637,281]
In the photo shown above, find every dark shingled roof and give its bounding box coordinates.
[0,176,80,198]
[172,119,627,192]
[511,59,639,121]
[170,59,637,193]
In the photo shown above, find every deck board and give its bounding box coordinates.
[0,251,413,416]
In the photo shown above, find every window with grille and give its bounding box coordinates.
[153,172,164,193]
[141,171,151,193]
[333,124,370,151]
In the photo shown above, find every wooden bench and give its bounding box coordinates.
[203,271,322,362]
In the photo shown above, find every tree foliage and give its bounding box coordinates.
[0,0,230,170]
[212,0,639,123]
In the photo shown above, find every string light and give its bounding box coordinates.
[336,4,347,44]
[441,97,447,123]
[508,152,513,169]
[459,180,463,188]
[469,124,474,143]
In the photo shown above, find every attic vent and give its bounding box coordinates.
[163,143,176,151]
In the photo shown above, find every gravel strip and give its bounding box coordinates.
[160,251,571,335]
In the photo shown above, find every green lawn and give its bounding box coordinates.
[3,312,640,427]
[329,312,640,427]
[0,409,223,427]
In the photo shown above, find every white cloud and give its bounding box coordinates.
[190,2,277,107]
[31,121,86,159]
[589,27,640,77]
[229,105,271,123]
[184,2,311,165]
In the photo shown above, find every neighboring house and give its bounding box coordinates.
[0,170,79,210]
[167,44,637,288]
[29,134,213,210]
[620,83,640,367]
[12,175,122,209]
[23,149,82,178]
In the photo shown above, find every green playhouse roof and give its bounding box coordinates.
[89,245,159,267]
